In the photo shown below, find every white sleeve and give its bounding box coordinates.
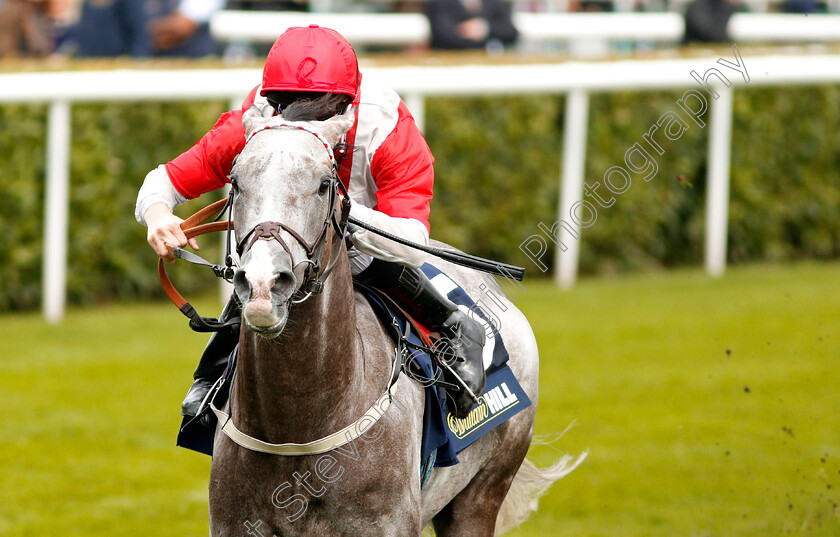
[134,165,188,226]
[178,0,224,24]
[348,204,429,269]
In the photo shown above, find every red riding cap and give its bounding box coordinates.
[261,25,360,99]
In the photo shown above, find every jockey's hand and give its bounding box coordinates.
[144,203,199,263]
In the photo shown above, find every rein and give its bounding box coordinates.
[157,197,239,333]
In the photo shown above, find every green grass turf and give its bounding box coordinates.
[1,261,838,536]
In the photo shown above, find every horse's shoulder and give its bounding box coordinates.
[352,290,395,345]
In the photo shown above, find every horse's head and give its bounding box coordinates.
[230,105,355,338]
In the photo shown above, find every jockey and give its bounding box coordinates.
[135,25,486,421]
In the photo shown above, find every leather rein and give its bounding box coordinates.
[158,123,351,333]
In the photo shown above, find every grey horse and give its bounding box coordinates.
[207,106,585,536]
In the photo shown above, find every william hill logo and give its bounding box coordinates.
[447,382,520,439]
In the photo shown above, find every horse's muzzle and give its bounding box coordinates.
[233,242,297,337]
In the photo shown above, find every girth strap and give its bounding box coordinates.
[207,338,404,456]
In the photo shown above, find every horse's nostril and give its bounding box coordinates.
[233,269,250,301]
[272,270,296,297]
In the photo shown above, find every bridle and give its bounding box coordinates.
[233,123,351,304]
[158,122,351,332]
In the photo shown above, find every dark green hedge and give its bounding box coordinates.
[0,100,227,311]
[426,85,840,277]
[1,85,839,311]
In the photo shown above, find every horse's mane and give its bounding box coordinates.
[281,94,356,163]
[282,93,352,122]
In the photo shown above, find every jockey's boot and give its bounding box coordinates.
[181,295,241,427]
[358,259,486,419]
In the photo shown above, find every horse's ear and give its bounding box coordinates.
[242,104,274,136]
[316,108,356,147]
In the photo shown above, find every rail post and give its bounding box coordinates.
[43,100,71,323]
[705,85,734,277]
[556,89,589,288]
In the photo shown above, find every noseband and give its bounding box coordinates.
[234,123,351,304]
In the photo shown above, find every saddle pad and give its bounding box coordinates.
[420,264,510,375]
[361,263,531,468]
[445,365,532,454]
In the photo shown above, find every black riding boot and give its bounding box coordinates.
[181,295,241,427]
[358,259,486,419]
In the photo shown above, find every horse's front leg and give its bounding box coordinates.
[346,467,423,537]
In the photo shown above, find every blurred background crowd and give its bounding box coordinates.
[0,0,835,61]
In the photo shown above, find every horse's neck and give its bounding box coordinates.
[232,258,362,442]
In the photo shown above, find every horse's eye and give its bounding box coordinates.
[228,175,239,191]
[318,178,332,196]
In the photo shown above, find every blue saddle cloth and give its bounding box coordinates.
[359,263,531,474]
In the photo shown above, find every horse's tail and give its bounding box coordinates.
[494,443,588,535]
